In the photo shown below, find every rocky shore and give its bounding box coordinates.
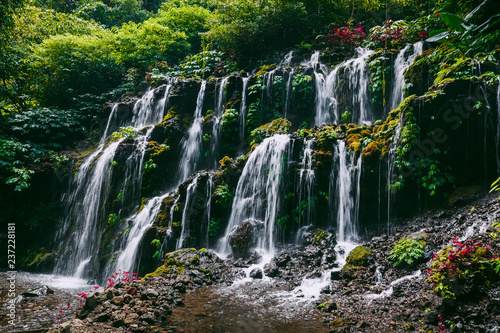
[3,193,499,333]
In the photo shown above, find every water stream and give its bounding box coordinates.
[216,135,291,257]
[388,41,424,112]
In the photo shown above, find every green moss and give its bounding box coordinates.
[362,141,380,159]
[342,246,372,272]
[313,229,326,244]
[250,118,291,146]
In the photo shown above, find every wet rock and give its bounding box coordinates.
[84,294,99,311]
[249,268,263,279]
[228,219,263,259]
[263,262,279,278]
[330,271,341,280]
[146,289,159,298]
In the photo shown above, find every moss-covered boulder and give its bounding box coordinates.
[143,248,238,285]
[341,246,373,280]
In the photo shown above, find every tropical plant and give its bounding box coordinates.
[388,237,424,267]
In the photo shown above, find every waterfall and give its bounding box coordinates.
[216,135,291,257]
[239,77,250,144]
[175,173,214,249]
[340,47,375,124]
[204,174,214,247]
[211,77,229,167]
[312,48,374,126]
[386,114,404,234]
[389,41,424,112]
[297,139,315,227]
[178,80,207,181]
[54,140,122,277]
[176,174,201,249]
[54,82,173,278]
[334,141,362,242]
[110,194,167,275]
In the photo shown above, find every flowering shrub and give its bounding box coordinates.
[314,22,367,53]
[428,239,493,298]
[51,270,141,327]
[368,19,409,48]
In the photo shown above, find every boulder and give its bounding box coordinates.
[228,219,263,259]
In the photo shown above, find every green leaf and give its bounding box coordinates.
[440,13,466,32]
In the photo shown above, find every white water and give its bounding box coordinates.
[297,139,315,227]
[292,241,357,299]
[211,77,229,167]
[111,194,168,275]
[216,135,291,257]
[389,41,424,112]
[364,270,422,301]
[55,140,122,278]
[335,141,362,242]
[177,174,202,249]
[178,80,207,181]
[386,113,404,234]
[55,82,174,279]
[312,48,374,126]
[239,77,250,144]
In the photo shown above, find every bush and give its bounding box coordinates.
[31,31,123,107]
[388,237,424,267]
[6,108,86,147]
[367,19,409,49]
[428,239,494,298]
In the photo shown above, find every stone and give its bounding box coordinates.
[146,289,159,298]
[84,294,98,311]
[249,268,263,279]
[112,296,124,306]
[228,219,263,259]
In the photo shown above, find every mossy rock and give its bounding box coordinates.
[362,141,381,159]
[329,317,350,332]
[250,118,291,146]
[342,246,372,271]
[346,134,361,153]
[447,185,482,207]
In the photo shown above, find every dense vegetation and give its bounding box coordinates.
[0,0,499,240]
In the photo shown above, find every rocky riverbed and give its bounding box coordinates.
[3,193,500,333]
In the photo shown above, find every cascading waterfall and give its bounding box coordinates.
[216,135,291,257]
[388,41,424,112]
[211,77,229,167]
[175,173,213,250]
[334,141,362,242]
[204,174,214,247]
[176,174,201,249]
[386,113,404,234]
[55,82,173,278]
[54,140,123,277]
[297,139,315,227]
[239,77,250,144]
[178,80,207,181]
[312,48,374,126]
[109,194,168,276]
[339,48,375,124]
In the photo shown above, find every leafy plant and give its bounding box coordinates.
[209,218,220,238]
[143,158,158,171]
[388,237,424,267]
[107,213,118,227]
[367,19,409,48]
[112,126,137,139]
[428,239,493,298]
[213,183,232,209]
